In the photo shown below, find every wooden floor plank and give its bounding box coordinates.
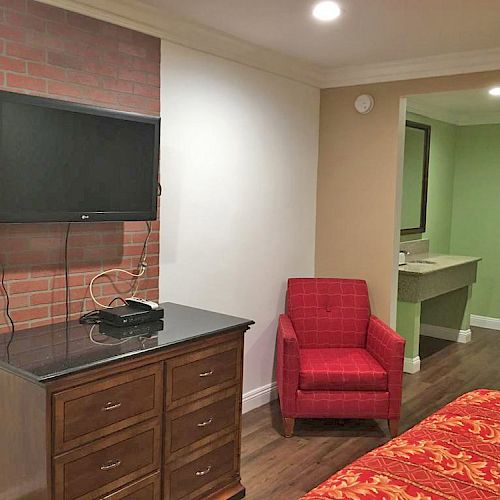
[240,327,500,499]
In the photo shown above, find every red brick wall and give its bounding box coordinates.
[0,0,161,334]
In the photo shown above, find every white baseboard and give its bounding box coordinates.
[242,381,277,414]
[470,314,500,331]
[421,324,472,344]
[404,356,421,374]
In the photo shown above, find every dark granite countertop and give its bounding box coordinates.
[0,302,254,383]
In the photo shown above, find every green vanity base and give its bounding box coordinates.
[397,250,480,374]
[397,286,473,373]
[420,286,473,343]
[396,301,421,373]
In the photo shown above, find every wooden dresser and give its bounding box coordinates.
[0,303,253,500]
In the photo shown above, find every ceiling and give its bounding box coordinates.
[46,0,500,87]
[408,88,500,125]
[139,0,500,68]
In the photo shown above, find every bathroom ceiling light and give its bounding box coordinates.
[489,87,500,96]
[312,1,341,21]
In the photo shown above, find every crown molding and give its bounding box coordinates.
[38,1,500,90]
[321,47,500,88]
[39,0,325,88]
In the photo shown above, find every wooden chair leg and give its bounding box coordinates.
[388,418,399,438]
[283,417,295,438]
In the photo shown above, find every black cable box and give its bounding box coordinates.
[99,305,164,327]
[99,320,164,339]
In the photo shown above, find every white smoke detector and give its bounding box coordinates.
[354,94,374,114]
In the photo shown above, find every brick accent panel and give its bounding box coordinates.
[0,0,160,333]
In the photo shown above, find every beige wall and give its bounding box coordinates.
[316,71,500,326]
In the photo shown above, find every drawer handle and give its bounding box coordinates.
[199,370,214,378]
[195,466,212,477]
[100,459,121,471]
[197,417,213,427]
[102,401,122,412]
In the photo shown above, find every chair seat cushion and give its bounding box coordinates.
[299,348,388,391]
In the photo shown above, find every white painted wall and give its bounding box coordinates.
[159,41,319,411]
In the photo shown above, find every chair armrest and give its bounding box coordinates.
[366,315,405,418]
[276,314,300,417]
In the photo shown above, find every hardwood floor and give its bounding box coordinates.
[240,327,500,499]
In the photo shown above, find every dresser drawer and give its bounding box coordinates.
[100,472,161,500]
[54,419,161,500]
[165,340,242,407]
[166,388,239,457]
[165,435,238,500]
[54,364,162,453]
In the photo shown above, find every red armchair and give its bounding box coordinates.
[276,278,405,438]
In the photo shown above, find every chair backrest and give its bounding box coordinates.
[286,278,370,348]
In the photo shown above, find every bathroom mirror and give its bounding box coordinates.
[401,120,431,235]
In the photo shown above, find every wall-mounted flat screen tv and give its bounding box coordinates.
[0,91,160,223]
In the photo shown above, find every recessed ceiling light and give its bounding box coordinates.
[312,1,341,22]
[489,87,500,96]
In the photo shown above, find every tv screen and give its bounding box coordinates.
[0,91,160,223]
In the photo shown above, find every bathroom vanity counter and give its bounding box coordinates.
[399,253,481,276]
[398,253,481,303]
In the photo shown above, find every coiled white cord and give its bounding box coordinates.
[89,265,146,309]
[88,222,152,309]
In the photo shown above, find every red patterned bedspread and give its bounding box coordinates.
[302,389,500,499]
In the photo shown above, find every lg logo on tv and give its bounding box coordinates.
[81,214,90,220]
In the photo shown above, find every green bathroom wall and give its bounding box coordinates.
[449,124,500,319]
[402,113,458,253]
[399,116,500,321]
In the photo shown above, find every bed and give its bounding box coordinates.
[302,389,500,499]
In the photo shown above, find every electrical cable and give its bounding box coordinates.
[88,221,152,309]
[64,223,71,336]
[79,310,101,325]
[79,297,127,325]
[107,297,128,307]
[1,264,15,355]
[131,221,152,296]
[89,268,146,309]
[138,221,152,272]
